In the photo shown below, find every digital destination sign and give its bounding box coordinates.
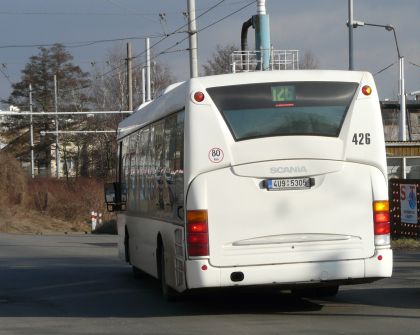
[271,85,296,102]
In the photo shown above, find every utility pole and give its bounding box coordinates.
[187,0,198,78]
[29,83,35,179]
[142,67,146,104]
[145,38,152,101]
[399,56,406,141]
[401,55,407,179]
[348,0,354,70]
[54,75,60,178]
[126,42,133,111]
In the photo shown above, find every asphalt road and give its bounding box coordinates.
[0,233,419,335]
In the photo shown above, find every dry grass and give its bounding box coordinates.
[0,152,114,234]
[27,178,109,222]
[0,152,27,207]
[392,238,420,250]
[0,209,91,234]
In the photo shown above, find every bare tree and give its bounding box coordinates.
[90,45,176,111]
[202,44,238,76]
[299,50,320,69]
[87,45,176,179]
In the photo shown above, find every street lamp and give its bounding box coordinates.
[409,91,420,101]
[352,21,406,142]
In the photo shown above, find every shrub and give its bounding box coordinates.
[27,177,110,223]
[0,152,27,207]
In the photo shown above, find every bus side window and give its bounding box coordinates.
[174,111,185,220]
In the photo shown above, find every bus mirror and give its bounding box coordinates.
[104,182,127,212]
[105,183,116,203]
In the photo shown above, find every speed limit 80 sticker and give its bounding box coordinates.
[208,148,224,163]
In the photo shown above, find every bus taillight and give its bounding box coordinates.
[373,201,390,246]
[362,85,372,96]
[187,210,209,257]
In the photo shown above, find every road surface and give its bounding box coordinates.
[0,233,419,334]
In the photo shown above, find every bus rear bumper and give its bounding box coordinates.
[185,249,392,289]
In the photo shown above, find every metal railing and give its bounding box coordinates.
[231,49,299,73]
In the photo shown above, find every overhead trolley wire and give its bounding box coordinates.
[408,61,420,69]
[0,34,165,50]
[24,0,255,95]
[373,61,397,76]
[0,1,251,17]
[93,0,232,81]
[130,0,229,61]
[107,0,255,81]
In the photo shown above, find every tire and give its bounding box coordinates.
[293,285,339,298]
[158,245,178,301]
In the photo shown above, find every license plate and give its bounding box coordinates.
[266,178,311,191]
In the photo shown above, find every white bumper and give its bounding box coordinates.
[185,248,392,289]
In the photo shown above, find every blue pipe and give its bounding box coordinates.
[254,14,271,70]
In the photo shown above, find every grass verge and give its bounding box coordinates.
[392,238,420,250]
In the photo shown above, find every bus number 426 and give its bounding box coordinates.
[352,133,371,145]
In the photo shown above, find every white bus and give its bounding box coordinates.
[105,70,392,299]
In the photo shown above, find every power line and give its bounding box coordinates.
[122,0,254,72]
[92,0,231,82]
[373,61,397,77]
[0,34,164,50]
[90,0,254,88]
[131,0,229,61]
[0,1,251,17]
[197,0,255,33]
[408,61,420,69]
[0,10,165,16]
[106,0,254,83]
[151,0,255,60]
[5,0,255,96]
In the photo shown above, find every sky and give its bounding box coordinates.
[0,0,419,105]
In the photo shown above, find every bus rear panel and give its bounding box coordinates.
[184,71,392,290]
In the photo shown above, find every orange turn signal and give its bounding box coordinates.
[373,201,389,212]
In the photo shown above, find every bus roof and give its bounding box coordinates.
[117,70,370,140]
[117,81,187,140]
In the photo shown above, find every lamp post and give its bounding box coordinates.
[352,21,406,142]
[348,0,354,70]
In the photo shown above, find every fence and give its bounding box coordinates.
[230,50,299,73]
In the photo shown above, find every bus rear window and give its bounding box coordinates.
[207,81,358,141]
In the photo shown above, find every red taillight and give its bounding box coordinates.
[187,222,208,233]
[374,222,391,235]
[362,85,372,96]
[373,201,390,235]
[374,212,390,224]
[187,233,208,244]
[193,91,205,102]
[187,210,209,257]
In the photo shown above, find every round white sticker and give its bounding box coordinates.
[208,148,224,163]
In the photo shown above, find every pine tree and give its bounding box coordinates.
[4,44,90,173]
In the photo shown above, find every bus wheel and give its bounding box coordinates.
[158,245,178,301]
